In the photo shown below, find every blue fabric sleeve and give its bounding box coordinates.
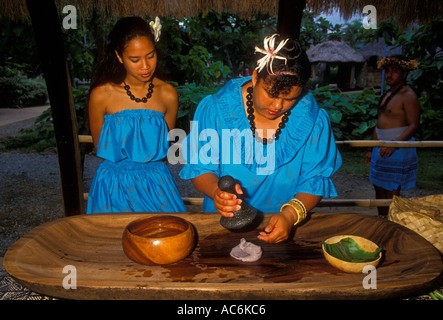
[179,95,221,180]
[295,109,342,198]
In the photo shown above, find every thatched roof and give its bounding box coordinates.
[308,0,443,28]
[307,40,365,63]
[358,38,402,60]
[1,0,442,27]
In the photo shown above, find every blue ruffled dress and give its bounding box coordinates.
[86,109,186,213]
[179,77,342,213]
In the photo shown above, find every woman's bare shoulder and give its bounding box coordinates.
[90,83,118,97]
[89,83,121,105]
[154,78,177,94]
[154,78,178,104]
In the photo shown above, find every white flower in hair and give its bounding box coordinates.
[149,16,162,42]
[255,34,289,75]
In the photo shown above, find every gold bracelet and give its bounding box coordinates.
[280,198,307,226]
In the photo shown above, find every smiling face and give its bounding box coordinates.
[115,36,157,84]
[251,70,303,120]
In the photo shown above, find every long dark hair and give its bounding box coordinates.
[89,16,156,91]
[256,35,310,97]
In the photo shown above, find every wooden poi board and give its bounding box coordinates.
[4,212,442,299]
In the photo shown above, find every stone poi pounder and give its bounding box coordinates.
[218,175,257,230]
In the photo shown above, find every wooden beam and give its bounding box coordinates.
[336,140,443,148]
[277,0,307,39]
[26,0,85,216]
[79,135,443,148]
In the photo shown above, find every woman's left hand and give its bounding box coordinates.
[257,209,294,243]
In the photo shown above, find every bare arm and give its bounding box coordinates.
[394,91,420,141]
[88,87,107,150]
[161,82,179,131]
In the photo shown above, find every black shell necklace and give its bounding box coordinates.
[378,85,403,110]
[123,81,154,103]
[246,86,291,145]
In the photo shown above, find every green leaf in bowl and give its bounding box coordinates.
[323,237,382,263]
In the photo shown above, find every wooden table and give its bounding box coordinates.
[3,212,442,300]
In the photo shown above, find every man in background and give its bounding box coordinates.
[365,55,420,216]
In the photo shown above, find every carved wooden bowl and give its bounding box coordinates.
[122,215,196,265]
[322,235,382,273]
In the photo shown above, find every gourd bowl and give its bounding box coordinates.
[122,215,196,265]
[322,235,382,273]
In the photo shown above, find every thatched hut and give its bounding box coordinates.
[307,40,365,89]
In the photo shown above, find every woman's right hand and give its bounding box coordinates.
[213,184,243,218]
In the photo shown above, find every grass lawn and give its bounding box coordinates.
[338,146,443,192]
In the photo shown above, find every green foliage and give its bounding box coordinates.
[0,64,48,107]
[415,149,443,190]
[374,19,401,46]
[299,11,346,48]
[174,82,221,132]
[395,19,443,140]
[340,19,377,49]
[183,11,276,77]
[63,27,96,83]
[323,237,382,263]
[312,86,378,140]
[0,18,42,74]
[172,45,230,86]
[156,12,275,84]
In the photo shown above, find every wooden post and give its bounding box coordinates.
[277,0,307,39]
[26,0,85,215]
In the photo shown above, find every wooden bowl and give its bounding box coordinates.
[122,215,196,265]
[322,235,382,273]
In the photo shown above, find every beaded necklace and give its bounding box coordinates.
[378,85,403,110]
[246,86,291,145]
[123,81,154,103]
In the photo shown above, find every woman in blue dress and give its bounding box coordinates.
[180,34,342,243]
[86,16,185,213]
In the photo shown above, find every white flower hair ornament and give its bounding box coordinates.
[149,16,162,42]
[255,34,289,75]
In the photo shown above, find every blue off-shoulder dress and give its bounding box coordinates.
[179,77,342,213]
[86,109,186,213]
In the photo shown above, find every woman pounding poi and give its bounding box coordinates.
[87,16,185,213]
[179,34,342,243]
